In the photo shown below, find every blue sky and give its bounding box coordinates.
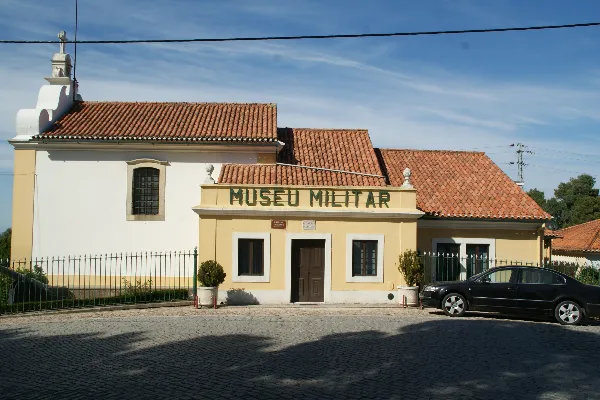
[1,0,600,230]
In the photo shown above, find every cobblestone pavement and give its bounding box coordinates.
[1,307,600,399]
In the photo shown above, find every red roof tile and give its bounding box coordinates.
[553,219,600,252]
[37,101,278,142]
[218,128,387,187]
[219,164,386,187]
[545,229,563,238]
[378,149,551,220]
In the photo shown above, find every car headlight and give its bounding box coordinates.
[424,286,441,292]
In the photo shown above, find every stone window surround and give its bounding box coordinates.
[345,234,385,283]
[126,158,169,221]
[431,237,497,280]
[232,232,271,283]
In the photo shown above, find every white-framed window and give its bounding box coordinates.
[346,234,384,283]
[431,238,496,280]
[126,159,168,221]
[232,232,271,283]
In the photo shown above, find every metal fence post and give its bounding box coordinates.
[192,247,198,307]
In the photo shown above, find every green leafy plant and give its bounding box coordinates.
[122,278,153,296]
[0,274,11,308]
[398,250,424,287]
[0,289,189,315]
[576,266,600,285]
[16,265,49,285]
[198,260,226,287]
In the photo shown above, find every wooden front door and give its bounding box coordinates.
[291,239,325,302]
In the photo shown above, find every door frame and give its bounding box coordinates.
[285,233,332,303]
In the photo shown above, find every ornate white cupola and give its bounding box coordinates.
[10,31,82,144]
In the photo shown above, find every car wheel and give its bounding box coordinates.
[555,300,583,326]
[442,293,467,317]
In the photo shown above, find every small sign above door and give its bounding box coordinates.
[302,220,316,231]
[271,220,287,229]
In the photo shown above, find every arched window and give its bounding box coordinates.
[126,159,168,221]
[132,167,160,215]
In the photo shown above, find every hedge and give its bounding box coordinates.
[0,288,190,315]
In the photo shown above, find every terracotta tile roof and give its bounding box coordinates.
[36,101,278,142]
[545,229,563,239]
[553,219,600,252]
[219,164,386,187]
[218,128,387,187]
[378,149,551,220]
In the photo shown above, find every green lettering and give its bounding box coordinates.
[345,191,349,207]
[378,191,390,208]
[331,190,342,207]
[288,190,299,207]
[230,188,243,205]
[352,190,362,207]
[273,189,285,206]
[310,190,323,207]
[325,190,330,207]
[245,189,257,206]
[366,192,376,208]
[259,189,272,206]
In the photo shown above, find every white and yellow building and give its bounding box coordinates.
[8,45,551,304]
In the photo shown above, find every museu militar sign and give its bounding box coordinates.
[229,187,391,208]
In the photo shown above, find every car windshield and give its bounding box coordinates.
[466,270,490,282]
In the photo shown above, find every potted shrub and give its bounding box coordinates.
[397,250,424,307]
[197,260,226,307]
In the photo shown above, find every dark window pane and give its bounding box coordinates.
[352,241,362,276]
[466,244,490,278]
[132,167,160,215]
[365,242,377,275]
[520,269,565,284]
[238,239,264,276]
[352,240,378,276]
[252,240,264,275]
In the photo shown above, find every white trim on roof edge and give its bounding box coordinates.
[8,141,283,153]
[193,206,424,219]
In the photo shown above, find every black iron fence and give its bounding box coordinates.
[0,250,197,315]
[421,253,600,286]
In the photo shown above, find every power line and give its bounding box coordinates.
[529,146,600,159]
[527,163,597,178]
[72,0,78,101]
[463,144,513,151]
[532,152,600,165]
[1,22,600,44]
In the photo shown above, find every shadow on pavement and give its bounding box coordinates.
[1,318,599,399]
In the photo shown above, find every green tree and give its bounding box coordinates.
[0,228,10,261]
[526,189,546,209]
[534,174,600,229]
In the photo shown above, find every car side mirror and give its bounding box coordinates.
[480,277,491,284]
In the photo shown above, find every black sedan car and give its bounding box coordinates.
[420,266,600,325]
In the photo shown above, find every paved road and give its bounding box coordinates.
[1,308,600,399]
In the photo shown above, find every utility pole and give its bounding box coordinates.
[509,143,534,187]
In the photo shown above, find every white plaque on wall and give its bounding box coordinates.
[302,220,316,231]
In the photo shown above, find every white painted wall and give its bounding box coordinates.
[32,149,257,258]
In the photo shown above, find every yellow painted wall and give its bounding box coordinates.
[199,216,417,293]
[204,184,417,210]
[418,226,542,264]
[10,149,36,262]
[197,184,421,299]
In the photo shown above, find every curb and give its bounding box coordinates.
[0,300,193,319]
